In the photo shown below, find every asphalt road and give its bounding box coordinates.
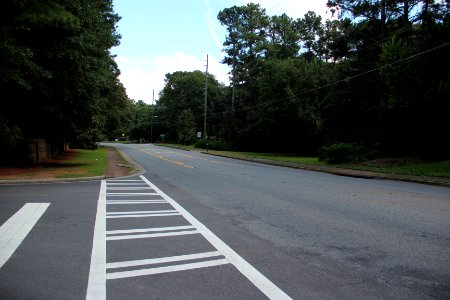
[1,143,449,299]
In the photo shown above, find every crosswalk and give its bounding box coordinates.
[87,175,291,300]
[0,203,50,269]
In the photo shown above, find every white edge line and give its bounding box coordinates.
[86,180,106,300]
[106,259,229,280]
[106,251,222,269]
[139,175,292,300]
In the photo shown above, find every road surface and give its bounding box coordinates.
[0,143,449,299]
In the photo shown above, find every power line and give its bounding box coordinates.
[205,41,449,118]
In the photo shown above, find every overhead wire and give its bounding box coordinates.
[199,41,449,119]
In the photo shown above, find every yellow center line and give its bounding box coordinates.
[140,149,194,169]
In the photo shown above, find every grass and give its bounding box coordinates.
[206,150,450,178]
[344,159,450,178]
[225,151,326,166]
[54,147,108,178]
[155,143,195,151]
[153,143,450,178]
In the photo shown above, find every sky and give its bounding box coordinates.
[111,0,333,104]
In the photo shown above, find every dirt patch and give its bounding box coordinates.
[104,147,135,178]
[0,147,133,180]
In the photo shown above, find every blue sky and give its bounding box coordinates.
[111,0,332,103]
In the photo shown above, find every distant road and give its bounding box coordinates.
[112,143,450,299]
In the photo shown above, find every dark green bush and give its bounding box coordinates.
[319,143,361,164]
[194,139,231,151]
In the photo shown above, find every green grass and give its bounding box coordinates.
[207,150,450,178]
[154,143,450,178]
[55,147,107,178]
[344,160,450,178]
[155,143,195,151]
[244,153,325,165]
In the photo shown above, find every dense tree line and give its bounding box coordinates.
[0,0,131,162]
[152,1,448,159]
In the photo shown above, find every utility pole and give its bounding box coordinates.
[204,54,208,141]
[150,89,154,143]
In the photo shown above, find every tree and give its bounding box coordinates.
[0,0,130,159]
[296,11,324,61]
[266,14,300,59]
[177,109,196,145]
[157,71,226,142]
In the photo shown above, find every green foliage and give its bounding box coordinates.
[0,0,130,160]
[156,70,227,142]
[319,143,361,164]
[177,109,196,145]
[195,139,232,151]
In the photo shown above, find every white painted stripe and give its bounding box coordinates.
[106,200,165,203]
[106,230,199,241]
[107,187,154,190]
[140,175,292,300]
[107,251,222,269]
[106,210,176,215]
[107,183,148,186]
[107,225,194,235]
[106,213,180,218]
[107,259,229,280]
[0,203,50,269]
[106,193,159,196]
[107,180,142,182]
[86,180,106,300]
[106,201,167,205]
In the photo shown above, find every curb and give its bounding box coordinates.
[203,152,450,188]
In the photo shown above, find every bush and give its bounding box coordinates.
[319,143,361,164]
[194,139,231,151]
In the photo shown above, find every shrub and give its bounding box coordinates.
[194,139,231,151]
[319,143,361,164]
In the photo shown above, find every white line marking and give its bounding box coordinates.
[107,187,154,191]
[140,175,292,300]
[107,225,194,235]
[0,203,50,269]
[86,180,106,300]
[106,199,165,203]
[106,210,177,215]
[106,213,181,218]
[107,180,142,182]
[106,193,159,196]
[106,201,167,205]
[107,251,222,269]
[107,259,229,280]
[106,230,199,241]
[106,183,148,186]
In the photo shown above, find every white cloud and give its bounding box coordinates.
[115,52,229,104]
[204,0,223,51]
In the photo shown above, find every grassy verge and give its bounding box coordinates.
[55,147,108,178]
[208,150,326,166]
[342,160,450,178]
[155,143,195,151]
[207,150,450,178]
[155,143,450,178]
